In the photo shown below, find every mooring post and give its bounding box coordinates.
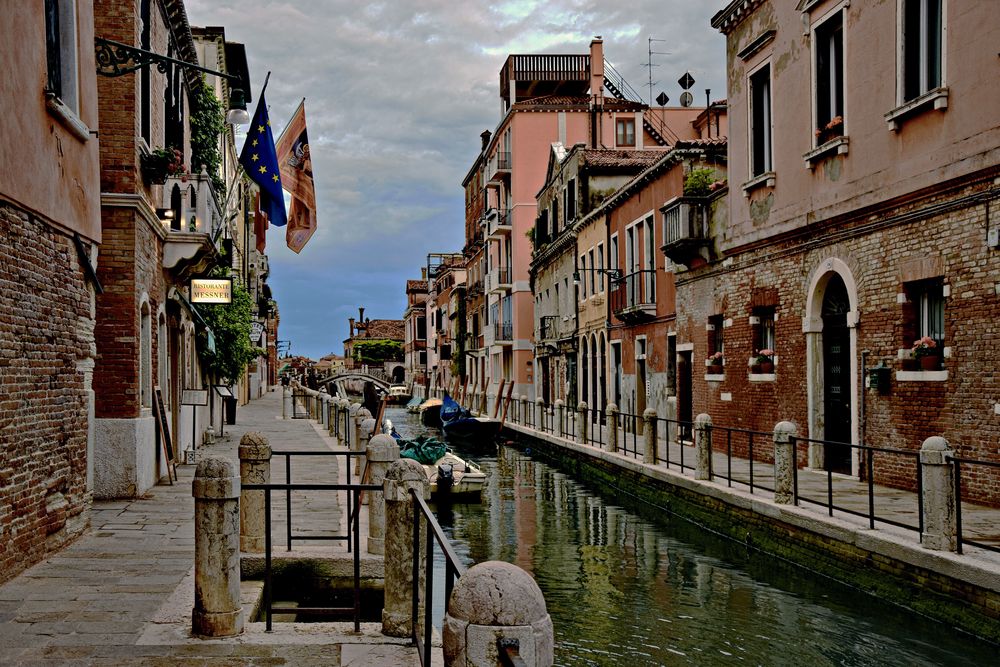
[643,409,658,465]
[238,432,270,553]
[320,391,330,429]
[606,404,619,453]
[282,385,292,420]
[520,395,529,425]
[535,397,544,432]
[920,436,957,551]
[665,396,678,450]
[367,433,400,555]
[694,413,713,480]
[577,402,588,445]
[554,400,565,438]
[358,415,376,477]
[773,421,797,503]
[443,561,554,667]
[382,458,428,637]
[192,457,242,637]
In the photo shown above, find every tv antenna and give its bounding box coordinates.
[643,37,670,106]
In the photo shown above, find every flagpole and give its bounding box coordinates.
[215,71,274,240]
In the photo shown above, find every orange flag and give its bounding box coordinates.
[253,191,268,254]
[275,99,317,254]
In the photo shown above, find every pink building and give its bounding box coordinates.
[475,38,703,400]
[687,0,1000,498]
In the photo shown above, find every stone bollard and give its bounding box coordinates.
[192,457,242,637]
[606,404,619,453]
[351,405,367,455]
[577,402,589,444]
[534,397,544,432]
[443,561,554,667]
[693,414,713,480]
[367,433,400,555]
[238,432,271,553]
[643,409,658,465]
[554,400,564,437]
[382,458,429,637]
[282,386,292,420]
[773,421,797,503]
[519,395,528,425]
[920,436,957,551]
[321,393,331,430]
[357,416,376,476]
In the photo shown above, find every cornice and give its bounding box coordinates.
[100,192,166,241]
[711,0,768,35]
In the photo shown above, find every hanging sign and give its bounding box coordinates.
[250,321,265,344]
[191,278,233,304]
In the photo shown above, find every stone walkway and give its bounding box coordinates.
[0,389,416,666]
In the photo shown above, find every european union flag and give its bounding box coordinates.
[239,93,287,227]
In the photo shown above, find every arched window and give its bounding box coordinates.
[140,301,152,408]
[170,184,182,230]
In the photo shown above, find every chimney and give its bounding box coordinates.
[480,130,492,152]
[358,306,365,322]
[348,317,355,337]
[589,37,604,103]
[421,267,427,280]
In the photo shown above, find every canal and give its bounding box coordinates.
[388,406,996,666]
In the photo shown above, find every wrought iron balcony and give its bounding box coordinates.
[661,196,711,267]
[611,269,657,322]
[485,208,512,239]
[487,266,512,294]
[494,321,513,343]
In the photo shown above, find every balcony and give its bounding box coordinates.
[486,266,513,294]
[161,172,223,280]
[500,54,590,106]
[539,315,558,341]
[489,151,512,182]
[661,196,711,267]
[494,321,513,344]
[485,207,512,239]
[611,270,657,323]
[467,279,484,298]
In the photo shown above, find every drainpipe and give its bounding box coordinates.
[860,349,869,450]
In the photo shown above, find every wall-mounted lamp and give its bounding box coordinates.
[573,268,622,286]
[155,207,175,222]
[95,38,250,126]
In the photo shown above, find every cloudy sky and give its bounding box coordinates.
[186,0,727,360]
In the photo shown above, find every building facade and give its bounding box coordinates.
[0,0,102,583]
[403,278,428,391]
[700,0,1000,495]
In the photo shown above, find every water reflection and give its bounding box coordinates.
[388,407,995,666]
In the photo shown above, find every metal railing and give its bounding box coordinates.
[790,436,923,534]
[494,321,513,341]
[242,479,380,631]
[950,456,1000,554]
[412,488,467,667]
[292,390,316,419]
[610,269,656,315]
[617,411,642,458]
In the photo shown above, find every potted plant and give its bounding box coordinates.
[911,336,940,371]
[141,147,185,185]
[815,115,844,145]
[707,351,724,375]
[754,349,774,374]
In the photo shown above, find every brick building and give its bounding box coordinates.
[403,278,428,391]
[0,1,102,583]
[692,0,1000,497]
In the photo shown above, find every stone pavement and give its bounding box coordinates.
[0,388,417,666]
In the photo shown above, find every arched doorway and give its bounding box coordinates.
[805,258,859,475]
[822,274,852,473]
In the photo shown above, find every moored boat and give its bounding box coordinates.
[440,393,501,448]
[387,384,411,404]
[394,433,486,500]
[418,398,443,426]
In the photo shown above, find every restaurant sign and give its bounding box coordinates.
[191,278,232,304]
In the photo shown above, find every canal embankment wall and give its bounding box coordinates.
[501,421,1000,643]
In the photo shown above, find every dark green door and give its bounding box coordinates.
[822,274,852,474]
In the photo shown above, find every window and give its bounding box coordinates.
[419,351,427,366]
[902,0,943,102]
[749,64,772,177]
[814,11,844,142]
[567,179,577,221]
[616,117,636,147]
[588,248,596,296]
[609,234,619,275]
[536,210,549,245]
[416,316,426,340]
[140,303,152,408]
[643,215,655,298]
[45,0,79,112]
[579,254,587,299]
[708,315,724,357]
[752,307,776,353]
[907,280,945,344]
[597,243,605,292]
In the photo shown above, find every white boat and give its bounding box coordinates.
[425,451,487,500]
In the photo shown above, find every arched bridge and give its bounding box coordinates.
[321,372,392,393]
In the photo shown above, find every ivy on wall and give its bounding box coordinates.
[352,339,404,365]
[190,77,226,196]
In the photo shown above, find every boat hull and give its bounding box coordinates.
[442,417,501,448]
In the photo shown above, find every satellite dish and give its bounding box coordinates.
[680,91,693,107]
[655,92,669,107]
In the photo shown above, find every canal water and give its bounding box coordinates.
[387,407,996,666]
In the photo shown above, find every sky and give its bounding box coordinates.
[185,0,727,360]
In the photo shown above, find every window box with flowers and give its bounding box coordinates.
[705,351,724,378]
[896,337,949,382]
[141,147,186,185]
[804,116,849,167]
[751,349,774,374]
[912,336,941,371]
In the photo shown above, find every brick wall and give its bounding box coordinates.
[0,204,93,584]
[675,178,1000,502]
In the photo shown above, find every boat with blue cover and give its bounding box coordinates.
[439,393,501,448]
